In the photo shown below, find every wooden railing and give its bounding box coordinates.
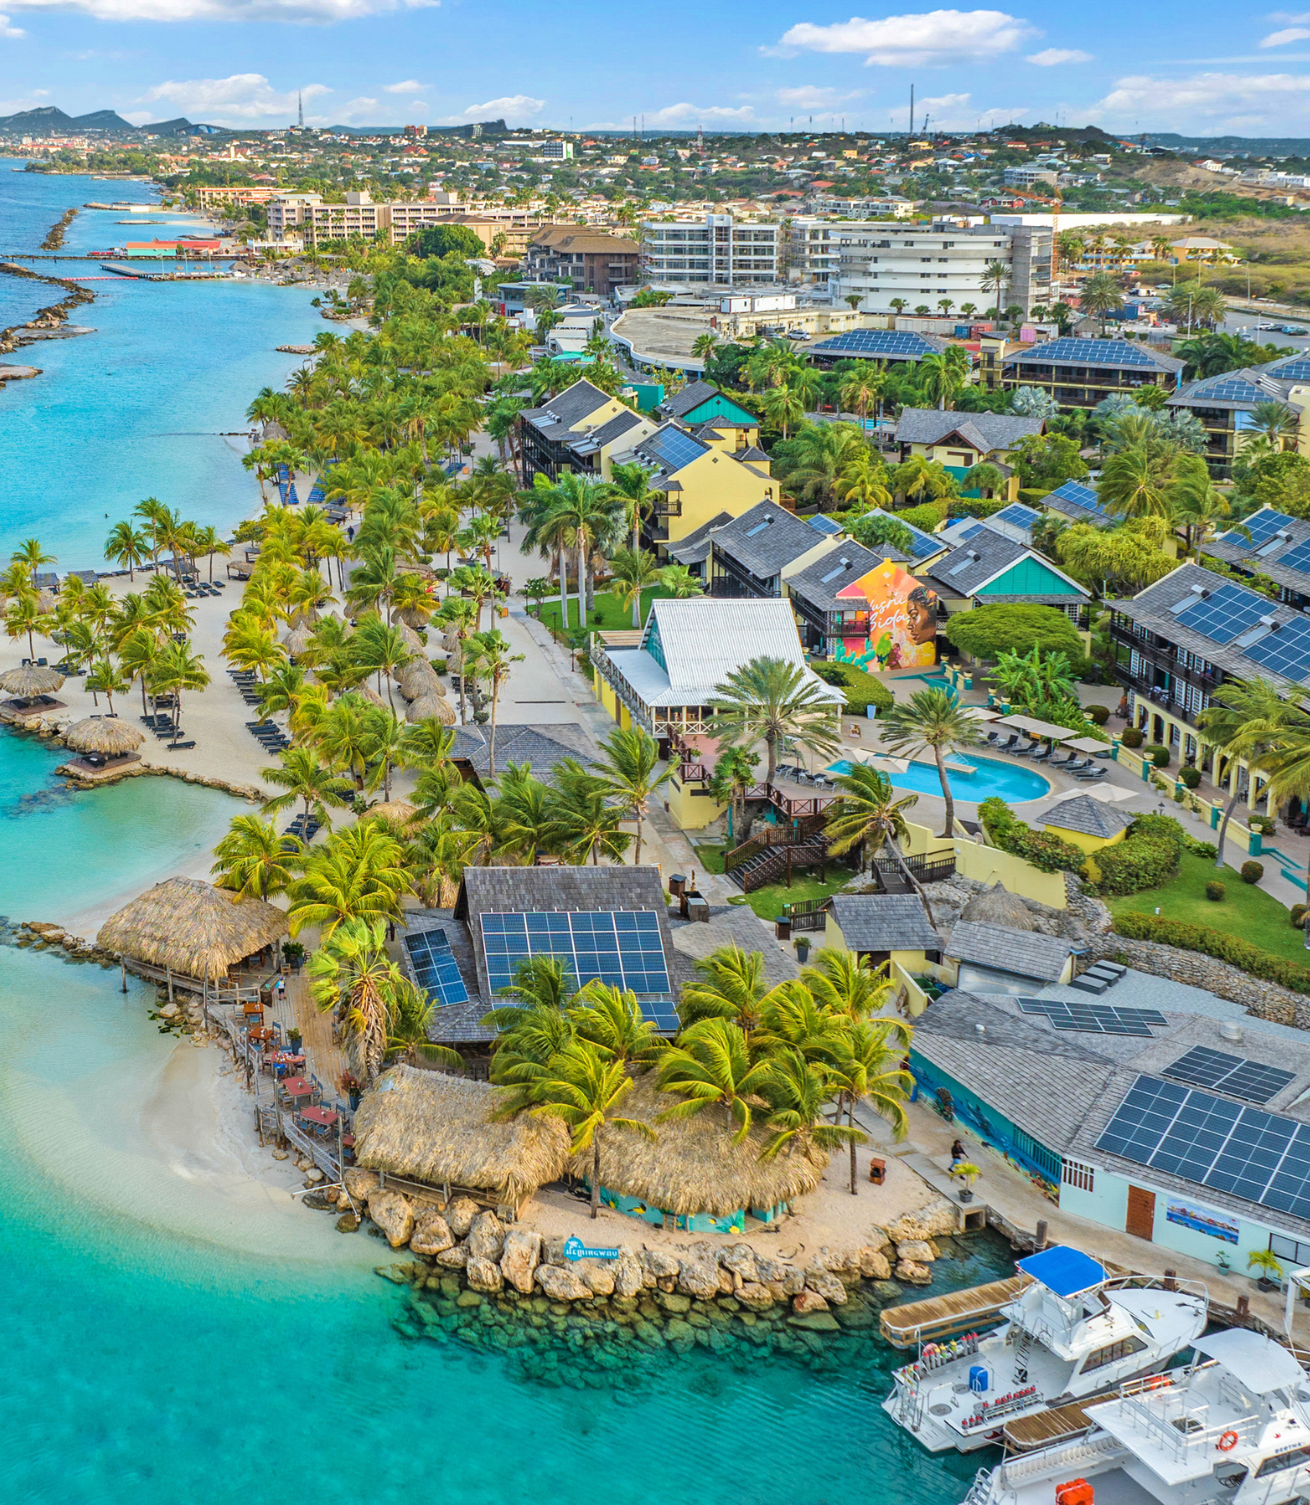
[782,897,829,932]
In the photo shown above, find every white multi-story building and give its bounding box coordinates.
[803,220,1053,317]
[640,214,779,287]
[267,190,495,247]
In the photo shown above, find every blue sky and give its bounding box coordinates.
[1,3,1309,137]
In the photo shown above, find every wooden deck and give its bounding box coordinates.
[880,1274,1033,1348]
[283,968,348,1091]
[1003,1396,1105,1451]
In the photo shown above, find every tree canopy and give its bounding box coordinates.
[944,602,1085,661]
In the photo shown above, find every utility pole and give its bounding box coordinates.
[909,84,914,138]
[298,91,303,129]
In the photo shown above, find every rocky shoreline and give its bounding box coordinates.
[41,207,78,252]
[0,260,96,361]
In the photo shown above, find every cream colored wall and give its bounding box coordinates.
[899,817,1070,909]
[667,776,725,830]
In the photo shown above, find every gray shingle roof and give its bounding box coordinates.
[567,408,645,455]
[894,408,1044,452]
[945,921,1074,982]
[1200,506,1310,597]
[710,500,828,580]
[1004,338,1184,375]
[1168,368,1294,413]
[666,510,733,567]
[1043,794,1132,839]
[660,380,723,419]
[828,894,942,952]
[669,907,800,988]
[520,378,613,437]
[916,990,1111,1062]
[786,541,909,614]
[449,724,595,781]
[926,529,1084,601]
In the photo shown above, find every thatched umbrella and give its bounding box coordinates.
[283,623,311,658]
[364,798,419,829]
[396,619,425,654]
[354,1067,571,1209]
[63,717,145,755]
[35,589,56,614]
[406,690,456,725]
[398,656,440,695]
[97,877,288,983]
[959,883,1035,932]
[566,1077,826,1219]
[358,682,390,709]
[0,664,65,696]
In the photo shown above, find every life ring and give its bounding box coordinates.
[1217,1431,1239,1453]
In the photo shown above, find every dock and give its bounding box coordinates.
[880,1273,1033,1347]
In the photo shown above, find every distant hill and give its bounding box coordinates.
[1148,133,1310,155]
[71,109,139,132]
[0,106,78,133]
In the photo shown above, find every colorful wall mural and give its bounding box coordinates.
[832,558,939,672]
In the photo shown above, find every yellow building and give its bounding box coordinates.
[893,407,1045,501]
[823,894,944,970]
[1041,793,1131,855]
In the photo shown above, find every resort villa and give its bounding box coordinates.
[893,408,1044,502]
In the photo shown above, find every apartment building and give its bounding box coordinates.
[1003,337,1185,409]
[267,190,501,248]
[522,227,640,295]
[820,222,1052,316]
[640,214,779,288]
[193,185,279,207]
[1166,351,1310,476]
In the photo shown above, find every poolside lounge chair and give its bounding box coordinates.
[1063,756,1091,774]
[1047,750,1074,768]
[1030,745,1053,762]
[1011,738,1037,756]
[1074,765,1107,782]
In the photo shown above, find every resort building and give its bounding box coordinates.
[708,500,843,601]
[1001,338,1185,409]
[656,380,757,431]
[893,408,1044,500]
[447,724,594,786]
[1041,794,1133,855]
[823,894,943,970]
[946,921,1077,993]
[908,973,1310,1269]
[807,328,951,368]
[1200,505,1310,611]
[521,226,640,295]
[924,530,1091,624]
[785,539,915,656]
[516,378,655,484]
[265,190,490,248]
[589,596,842,741]
[639,213,780,288]
[1167,362,1310,477]
[1041,478,1113,528]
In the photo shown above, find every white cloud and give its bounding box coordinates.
[1093,70,1310,129]
[1261,25,1310,44]
[384,78,424,92]
[774,9,1036,66]
[644,102,756,124]
[138,73,329,122]
[0,12,25,32]
[5,0,435,21]
[1025,46,1092,64]
[462,94,544,120]
[776,84,865,108]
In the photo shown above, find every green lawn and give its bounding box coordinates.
[1108,851,1307,965]
[535,588,671,634]
[692,842,854,920]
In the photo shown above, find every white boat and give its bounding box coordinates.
[957,1329,1310,1505]
[884,1247,1209,1453]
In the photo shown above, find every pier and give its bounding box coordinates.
[879,1273,1034,1347]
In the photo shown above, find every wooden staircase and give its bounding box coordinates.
[723,812,830,893]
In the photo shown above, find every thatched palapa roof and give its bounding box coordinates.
[0,664,64,696]
[567,1077,827,1217]
[398,657,441,700]
[364,798,420,828]
[396,620,425,654]
[959,882,1035,931]
[97,877,289,981]
[353,1067,571,1205]
[63,716,144,754]
[283,623,311,658]
[407,690,456,725]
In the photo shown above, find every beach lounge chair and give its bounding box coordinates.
[991,733,1017,753]
[1064,756,1091,774]
[1074,765,1107,782]
[166,740,197,751]
[1030,745,1053,762]
[1047,750,1073,768]
[1011,738,1037,756]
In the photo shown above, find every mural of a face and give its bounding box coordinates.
[905,587,937,646]
[835,559,939,671]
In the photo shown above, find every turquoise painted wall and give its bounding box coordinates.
[683,393,757,426]
[976,557,1081,598]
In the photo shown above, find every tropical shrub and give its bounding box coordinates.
[809,659,894,715]
[897,501,949,534]
[1291,904,1307,929]
[1085,704,1111,726]
[1179,767,1202,789]
[1144,745,1170,768]
[1241,860,1264,884]
[1095,814,1187,896]
[1206,881,1226,902]
[944,603,1083,662]
[979,796,1084,873]
[1121,727,1144,749]
[1113,913,1310,994]
[1249,814,1277,835]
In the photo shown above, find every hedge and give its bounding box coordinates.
[980,796,1085,873]
[1095,814,1186,895]
[810,659,895,715]
[1112,912,1310,995]
[944,603,1085,662]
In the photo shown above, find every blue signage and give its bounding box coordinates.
[563,1236,620,1261]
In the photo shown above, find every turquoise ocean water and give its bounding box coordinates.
[0,161,323,568]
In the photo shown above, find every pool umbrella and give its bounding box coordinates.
[63,717,145,754]
[0,664,65,696]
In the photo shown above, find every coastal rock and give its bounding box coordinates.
[466,1210,505,1262]
[654,1290,691,1315]
[304,1168,325,1186]
[435,1242,470,1269]
[445,1196,481,1238]
[499,1229,542,1294]
[369,1188,416,1249]
[336,1212,361,1233]
[757,1257,805,1298]
[612,1252,644,1299]
[736,1282,775,1310]
[887,1207,957,1242]
[896,1240,937,1264]
[637,1249,680,1286]
[719,1245,760,1285]
[579,1265,615,1297]
[896,1260,933,1286]
[466,1257,503,1295]
[804,1266,848,1306]
[676,1245,722,1300]
[857,1246,892,1281]
[409,1211,455,1257]
[792,1289,829,1315]
[789,1310,841,1333]
[344,1168,380,1202]
[535,1264,590,1302]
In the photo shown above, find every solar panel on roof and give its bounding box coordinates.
[1174,581,1270,644]
[811,329,940,357]
[403,927,470,1008]
[637,426,706,474]
[995,503,1039,526]
[1201,376,1270,402]
[1242,614,1310,681]
[481,910,672,1004]
[1017,998,1166,1036]
[1095,1073,1310,1220]
[1272,537,1310,575]
[1013,338,1160,368]
[1164,1045,1296,1105]
[1268,356,1310,381]
[1232,509,1296,548]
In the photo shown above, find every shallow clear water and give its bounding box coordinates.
[0,160,323,567]
[831,753,1051,804]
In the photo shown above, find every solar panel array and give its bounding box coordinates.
[1095,1074,1310,1219]
[1272,537,1310,575]
[1229,508,1296,548]
[1047,480,1108,518]
[638,426,707,475]
[1012,338,1162,368]
[481,910,675,1021]
[995,503,1039,528]
[810,329,942,358]
[1018,997,1167,1037]
[404,927,470,1007]
[1174,581,1271,645]
[1163,1046,1296,1105]
[1196,375,1274,403]
[1265,355,1310,381]
[1241,614,1310,682]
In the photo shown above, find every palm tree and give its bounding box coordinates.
[706,744,760,841]
[261,746,356,829]
[880,687,984,838]
[306,916,398,1083]
[1098,444,1178,521]
[709,656,841,787]
[759,385,804,439]
[546,758,632,865]
[523,1039,654,1219]
[655,563,705,599]
[758,1046,865,1165]
[351,618,410,713]
[820,1021,912,1192]
[594,725,671,865]
[824,762,935,922]
[105,522,149,581]
[148,640,209,745]
[784,422,870,509]
[656,1017,775,1143]
[384,978,463,1069]
[117,626,161,717]
[4,591,50,662]
[982,261,1009,316]
[461,629,524,773]
[610,460,661,555]
[570,982,666,1069]
[608,546,661,629]
[839,370,886,425]
[678,944,775,1038]
[211,814,302,899]
[85,656,128,715]
[1249,400,1300,450]
[289,824,411,937]
[802,946,897,1024]
[436,596,478,723]
[1081,272,1124,334]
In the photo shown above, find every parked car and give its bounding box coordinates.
[1281,325,1310,336]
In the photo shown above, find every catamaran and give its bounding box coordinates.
[956,1328,1310,1505]
[884,1247,1209,1453]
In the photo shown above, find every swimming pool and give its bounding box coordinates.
[829,751,1050,804]
[893,672,956,693]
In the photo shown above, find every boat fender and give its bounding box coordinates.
[1217,1432,1240,1453]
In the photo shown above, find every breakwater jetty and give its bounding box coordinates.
[40,207,78,252]
[0,261,96,370]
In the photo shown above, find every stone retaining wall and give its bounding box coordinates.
[1084,934,1306,1028]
